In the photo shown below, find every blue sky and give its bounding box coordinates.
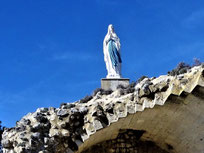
[0,0,204,127]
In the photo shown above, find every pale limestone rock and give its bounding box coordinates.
[2,65,204,153]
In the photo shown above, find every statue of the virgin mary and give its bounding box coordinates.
[103,24,122,78]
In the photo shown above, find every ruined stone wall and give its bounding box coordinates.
[82,129,168,153]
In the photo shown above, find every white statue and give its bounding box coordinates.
[103,24,122,78]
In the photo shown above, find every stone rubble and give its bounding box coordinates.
[1,65,204,153]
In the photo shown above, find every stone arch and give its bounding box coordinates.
[2,66,204,153]
[77,85,204,153]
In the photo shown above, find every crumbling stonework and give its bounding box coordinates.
[1,65,204,153]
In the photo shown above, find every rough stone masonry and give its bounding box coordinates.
[1,65,204,153]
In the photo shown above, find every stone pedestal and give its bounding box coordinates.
[101,78,130,91]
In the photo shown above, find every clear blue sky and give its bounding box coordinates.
[0,0,204,127]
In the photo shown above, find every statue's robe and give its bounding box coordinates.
[108,39,122,68]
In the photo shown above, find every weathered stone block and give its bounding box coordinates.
[101,78,130,90]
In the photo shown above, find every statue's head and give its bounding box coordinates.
[108,24,114,34]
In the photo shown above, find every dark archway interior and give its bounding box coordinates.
[82,129,169,153]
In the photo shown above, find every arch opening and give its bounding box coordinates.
[82,129,169,153]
